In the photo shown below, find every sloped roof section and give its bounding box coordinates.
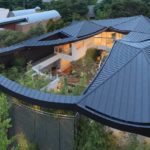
[62,21,105,38]
[113,15,150,33]
[122,32,150,42]
[84,41,141,94]
[92,16,138,27]
[80,40,150,125]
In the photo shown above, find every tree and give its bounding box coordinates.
[45,0,88,22]
[0,0,42,10]
[95,0,150,19]
[0,93,12,149]
[0,24,46,48]
[26,24,46,39]
[46,19,66,32]
[110,0,150,18]
[0,30,26,48]
[76,117,117,150]
[25,0,42,9]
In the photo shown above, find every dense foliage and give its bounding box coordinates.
[44,0,89,22]
[0,0,42,10]
[0,62,49,90]
[0,93,12,149]
[0,24,45,48]
[95,0,150,19]
[76,117,117,150]
[46,19,67,32]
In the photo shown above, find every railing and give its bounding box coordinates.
[32,54,60,75]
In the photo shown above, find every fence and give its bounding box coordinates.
[9,101,77,150]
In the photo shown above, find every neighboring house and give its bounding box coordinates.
[1,15,150,136]
[0,8,9,19]
[9,8,38,17]
[0,9,61,32]
[15,10,61,32]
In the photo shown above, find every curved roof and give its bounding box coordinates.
[0,8,9,19]
[10,9,36,17]
[0,16,27,26]
[1,15,150,136]
[0,10,61,26]
[26,10,61,24]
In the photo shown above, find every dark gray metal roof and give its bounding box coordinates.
[81,40,150,123]
[1,15,150,136]
[0,76,80,109]
[92,16,138,27]
[26,37,77,47]
[1,15,150,53]
[0,43,25,54]
[62,20,105,38]
[83,41,142,94]
[113,16,150,33]
[122,32,150,42]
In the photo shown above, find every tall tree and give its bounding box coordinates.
[95,0,150,19]
[45,0,88,22]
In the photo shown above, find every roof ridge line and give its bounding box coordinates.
[76,21,86,37]
[83,40,140,94]
[78,46,143,104]
[133,15,147,31]
[82,40,118,94]
[89,20,106,28]
[111,16,139,27]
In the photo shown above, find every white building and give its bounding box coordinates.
[0,8,9,19]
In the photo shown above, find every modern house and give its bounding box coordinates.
[1,15,150,136]
[0,8,61,32]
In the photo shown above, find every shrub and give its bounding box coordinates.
[0,93,12,149]
[76,117,117,150]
